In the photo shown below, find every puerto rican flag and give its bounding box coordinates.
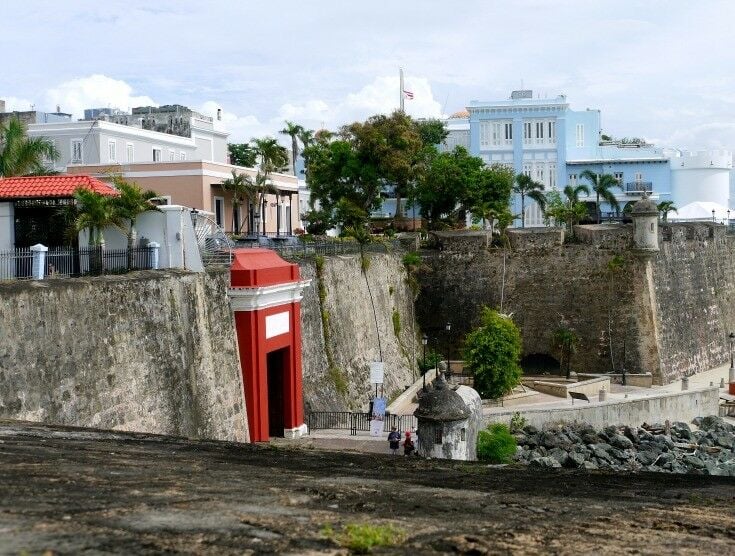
[403,89,414,100]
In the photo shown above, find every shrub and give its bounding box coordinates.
[509,412,527,433]
[418,349,443,373]
[463,307,522,399]
[322,523,405,554]
[392,309,401,337]
[477,423,517,463]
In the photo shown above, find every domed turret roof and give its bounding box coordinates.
[631,194,658,215]
[414,375,470,422]
[449,109,470,119]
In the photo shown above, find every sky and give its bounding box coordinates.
[2,0,734,151]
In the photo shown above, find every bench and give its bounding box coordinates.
[569,392,591,405]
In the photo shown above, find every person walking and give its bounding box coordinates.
[403,430,415,456]
[387,426,400,455]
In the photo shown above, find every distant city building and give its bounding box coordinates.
[0,98,72,127]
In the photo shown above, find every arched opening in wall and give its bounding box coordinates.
[622,202,636,223]
[520,353,561,376]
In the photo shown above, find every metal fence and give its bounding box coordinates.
[306,411,418,436]
[0,246,155,280]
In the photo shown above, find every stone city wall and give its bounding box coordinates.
[0,269,248,442]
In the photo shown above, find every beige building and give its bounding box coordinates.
[68,161,300,236]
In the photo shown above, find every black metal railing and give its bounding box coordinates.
[306,411,417,436]
[234,239,403,260]
[625,181,653,194]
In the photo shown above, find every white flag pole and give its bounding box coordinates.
[399,67,405,112]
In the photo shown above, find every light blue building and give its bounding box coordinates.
[465,90,674,226]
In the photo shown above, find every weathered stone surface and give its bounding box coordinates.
[0,270,247,442]
[529,456,562,469]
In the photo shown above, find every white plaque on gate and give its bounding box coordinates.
[370,361,385,384]
[265,311,290,339]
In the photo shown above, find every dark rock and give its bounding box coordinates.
[712,433,733,449]
[549,449,570,467]
[523,425,539,435]
[582,433,600,445]
[692,416,703,427]
[682,455,705,469]
[610,434,634,450]
[636,451,658,466]
[653,435,674,450]
[539,431,559,449]
[623,426,639,444]
[566,452,587,468]
[699,416,729,432]
[582,461,598,471]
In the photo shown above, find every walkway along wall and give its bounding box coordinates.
[0,269,248,442]
[418,225,735,385]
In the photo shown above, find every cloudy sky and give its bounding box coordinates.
[2,1,734,150]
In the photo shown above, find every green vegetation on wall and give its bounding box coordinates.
[314,255,347,397]
[392,309,401,337]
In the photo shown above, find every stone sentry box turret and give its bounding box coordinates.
[414,374,482,460]
[631,194,660,253]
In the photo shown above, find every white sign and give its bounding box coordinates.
[265,311,290,339]
[370,419,384,437]
[369,361,385,384]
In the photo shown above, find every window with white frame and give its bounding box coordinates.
[548,163,557,188]
[71,139,83,164]
[491,122,502,146]
[503,122,513,145]
[180,151,186,161]
[535,166,544,183]
[548,121,556,144]
[634,172,643,182]
[569,173,578,185]
[523,122,533,145]
[535,121,545,144]
[126,143,134,163]
[108,140,117,162]
[575,124,584,147]
[479,122,492,149]
[152,147,162,162]
[523,163,532,177]
[169,149,175,161]
[614,172,624,184]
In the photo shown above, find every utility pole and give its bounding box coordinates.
[399,68,405,112]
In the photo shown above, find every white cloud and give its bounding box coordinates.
[2,96,34,112]
[198,101,274,143]
[45,74,156,119]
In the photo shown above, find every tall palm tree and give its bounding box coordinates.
[110,176,159,266]
[251,138,288,234]
[0,117,59,176]
[220,170,259,234]
[580,170,621,223]
[513,174,546,228]
[280,121,304,176]
[657,201,677,222]
[71,188,124,274]
[562,184,591,233]
[298,128,314,150]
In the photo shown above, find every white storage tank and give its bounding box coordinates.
[669,150,733,208]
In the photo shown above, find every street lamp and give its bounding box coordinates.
[421,334,428,391]
[712,209,716,223]
[729,332,735,384]
[190,208,199,229]
[445,322,452,379]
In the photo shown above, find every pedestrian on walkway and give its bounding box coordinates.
[403,431,415,456]
[387,426,400,455]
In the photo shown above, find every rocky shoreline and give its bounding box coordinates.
[513,415,735,476]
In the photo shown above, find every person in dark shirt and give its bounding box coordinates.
[387,426,400,455]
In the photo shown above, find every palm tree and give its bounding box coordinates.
[251,138,288,234]
[562,184,591,234]
[580,170,621,223]
[110,176,159,267]
[71,188,124,274]
[657,201,677,222]
[220,170,260,234]
[0,117,59,176]
[513,174,546,228]
[298,128,314,150]
[280,121,304,176]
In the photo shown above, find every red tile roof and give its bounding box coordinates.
[0,175,119,200]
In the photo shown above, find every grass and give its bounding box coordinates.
[477,423,517,463]
[322,523,405,554]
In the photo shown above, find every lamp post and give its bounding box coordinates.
[729,332,735,385]
[712,209,716,223]
[421,334,428,391]
[445,322,452,380]
[190,208,199,229]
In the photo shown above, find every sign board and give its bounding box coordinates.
[370,419,384,437]
[369,361,385,384]
[370,396,386,437]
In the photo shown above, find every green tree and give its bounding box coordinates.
[463,307,522,399]
[220,170,259,234]
[0,117,59,177]
[552,326,579,379]
[580,170,621,223]
[110,176,159,266]
[466,164,515,230]
[280,121,304,175]
[513,173,546,228]
[227,143,257,167]
[657,201,677,222]
[250,137,288,234]
[415,118,449,147]
[546,184,591,236]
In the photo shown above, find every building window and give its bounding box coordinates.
[548,121,556,144]
[180,151,186,161]
[504,122,513,144]
[126,143,134,163]
[108,140,116,162]
[434,428,443,445]
[635,172,643,182]
[523,163,532,177]
[71,139,83,164]
[614,172,624,184]
[461,428,466,442]
[576,124,584,147]
[535,121,544,144]
[169,149,175,161]
[569,173,578,185]
[214,197,225,228]
[535,166,544,183]
[479,122,491,149]
[523,122,533,145]
[549,163,557,188]
[152,148,162,162]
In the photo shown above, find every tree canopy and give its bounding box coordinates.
[0,117,59,177]
[227,143,257,168]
